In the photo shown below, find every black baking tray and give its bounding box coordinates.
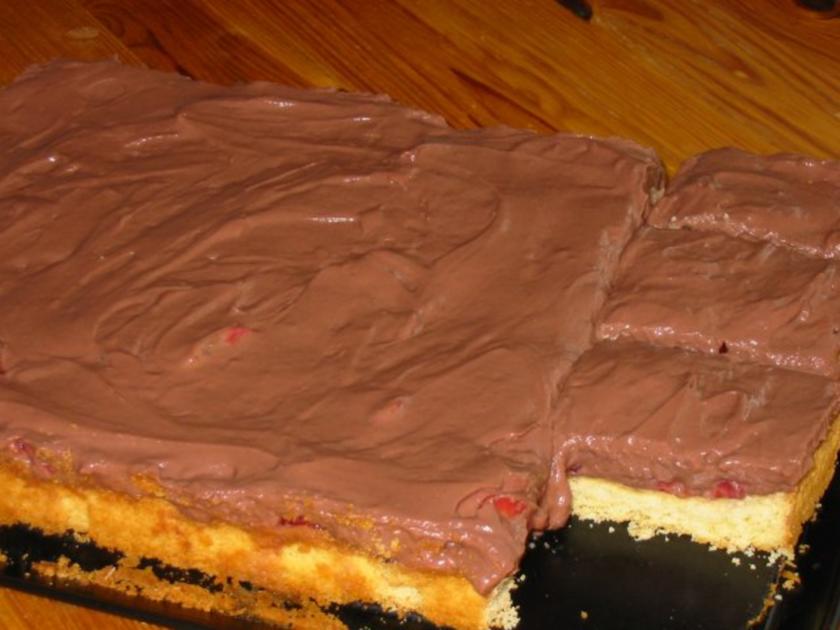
[2,463,839,630]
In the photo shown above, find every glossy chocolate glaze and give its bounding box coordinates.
[598,227,840,377]
[649,148,840,259]
[0,61,662,593]
[556,342,839,496]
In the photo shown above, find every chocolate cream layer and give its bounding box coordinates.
[0,61,662,593]
[649,148,840,259]
[598,227,840,377]
[555,342,840,497]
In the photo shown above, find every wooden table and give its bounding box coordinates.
[0,1,837,627]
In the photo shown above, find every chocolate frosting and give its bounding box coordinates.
[0,61,662,593]
[2,61,838,597]
[556,342,839,496]
[599,227,840,377]
[649,148,840,259]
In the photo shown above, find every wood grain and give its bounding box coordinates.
[0,0,142,79]
[77,0,840,169]
[0,585,160,629]
[0,0,838,627]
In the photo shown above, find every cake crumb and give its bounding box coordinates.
[749,564,756,571]
[798,543,810,555]
[774,594,783,602]
[608,526,615,534]
[580,610,589,620]
[781,569,801,591]
[766,550,783,566]
[731,557,741,566]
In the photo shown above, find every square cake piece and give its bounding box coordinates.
[649,148,840,259]
[555,341,840,555]
[598,226,840,376]
[0,60,663,629]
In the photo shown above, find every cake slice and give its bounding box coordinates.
[0,60,663,629]
[648,148,840,259]
[598,226,840,376]
[555,341,840,556]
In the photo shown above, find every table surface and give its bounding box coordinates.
[0,0,838,628]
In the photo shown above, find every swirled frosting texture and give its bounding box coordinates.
[0,61,662,593]
[598,227,840,377]
[3,61,838,597]
[649,148,840,259]
[556,342,839,496]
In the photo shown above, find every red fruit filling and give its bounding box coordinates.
[712,479,745,499]
[9,438,35,458]
[223,326,251,345]
[8,438,55,476]
[277,515,316,528]
[491,496,528,518]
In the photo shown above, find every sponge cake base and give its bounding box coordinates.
[1,414,837,629]
[0,461,516,630]
[569,413,840,556]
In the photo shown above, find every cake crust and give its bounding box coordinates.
[569,407,840,555]
[0,459,515,630]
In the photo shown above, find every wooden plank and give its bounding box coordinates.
[0,586,158,629]
[0,0,141,84]
[73,0,840,169]
[79,0,312,85]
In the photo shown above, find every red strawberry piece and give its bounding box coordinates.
[8,438,54,476]
[712,480,745,499]
[9,438,35,459]
[655,480,687,496]
[223,326,251,345]
[277,515,314,527]
[492,496,527,518]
